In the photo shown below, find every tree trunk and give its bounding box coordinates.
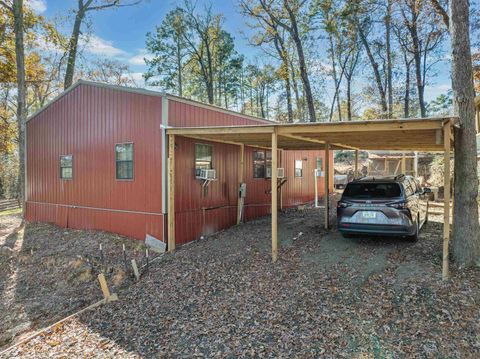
[358,25,387,115]
[386,0,393,118]
[273,35,293,122]
[449,0,480,267]
[285,3,316,122]
[284,74,293,122]
[412,37,426,117]
[404,52,411,118]
[346,76,352,121]
[176,38,183,97]
[12,0,26,213]
[64,5,85,90]
[289,59,302,121]
[328,34,342,122]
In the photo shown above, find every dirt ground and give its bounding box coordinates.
[1,207,479,358]
[0,211,151,350]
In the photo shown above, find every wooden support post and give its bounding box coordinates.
[168,134,175,252]
[384,157,387,176]
[414,151,419,178]
[442,121,451,280]
[324,143,330,230]
[280,150,283,210]
[354,149,359,178]
[401,153,406,174]
[237,144,244,224]
[271,131,278,263]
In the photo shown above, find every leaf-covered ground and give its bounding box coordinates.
[2,209,480,358]
[0,212,148,350]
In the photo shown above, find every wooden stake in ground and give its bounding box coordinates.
[97,273,118,302]
[131,259,140,281]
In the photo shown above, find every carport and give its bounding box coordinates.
[166,117,457,279]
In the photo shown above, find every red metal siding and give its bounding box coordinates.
[168,99,272,127]
[26,83,164,240]
[26,82,333,245]
[173,136,333,244]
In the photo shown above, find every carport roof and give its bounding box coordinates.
[166,117,458,152]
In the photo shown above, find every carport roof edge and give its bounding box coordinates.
[166,117,458,152]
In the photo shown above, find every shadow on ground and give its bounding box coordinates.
[0,214,148,349]
[2,209,480,358]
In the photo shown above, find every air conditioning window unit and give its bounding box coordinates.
[265,167,284,179]
[314,169,323,177]
[196,169,216,180]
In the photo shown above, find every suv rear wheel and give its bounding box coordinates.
[408,216,420,242]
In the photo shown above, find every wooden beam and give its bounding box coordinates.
[271,130,278,263]
[324,143,330,230]
[354,150,359,177]
[401,153,406,174]
[278,118,448,135]
[179,134,272,150]
[237,144,244,224]
[442,121,451,280]
[168,134,175,252]
[167,125,274,135]
[280,133,325,145]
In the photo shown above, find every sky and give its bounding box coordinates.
[28,0,453,103]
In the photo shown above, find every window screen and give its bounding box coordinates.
[195,144,213,177]
[115,143,134,180]
[295,160,303,177]
[60,155,73,179]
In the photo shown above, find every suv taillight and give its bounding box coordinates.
[337,201,352,208]
[387,201,407,209]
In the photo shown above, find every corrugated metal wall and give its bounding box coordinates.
[26,82,333,245]
[171,139,332,245]
[26,84,164,240]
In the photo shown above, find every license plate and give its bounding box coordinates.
[362,211,377,219]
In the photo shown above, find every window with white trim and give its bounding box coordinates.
[60,155,73,179]
[115,143,134,180]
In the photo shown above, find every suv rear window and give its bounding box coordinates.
[343,182,401,199]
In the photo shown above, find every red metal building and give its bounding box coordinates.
[26,80,333,245]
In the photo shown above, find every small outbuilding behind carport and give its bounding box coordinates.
[167,117,458,279]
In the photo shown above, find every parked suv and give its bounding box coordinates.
[337,175,430,241]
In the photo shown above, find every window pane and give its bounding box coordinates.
[116,161,133,179]
[195,144,212,176]
[61,167,72,179]
[316,157,323,170]
[295,160,303,177]
[116,143,134,161]
[253,150,265,161]
[60,155,72,167]
[253,150,266,178]
[343,183,402,199]
[254,164,265,178]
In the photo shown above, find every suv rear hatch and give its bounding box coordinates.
[338,182,409,225]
